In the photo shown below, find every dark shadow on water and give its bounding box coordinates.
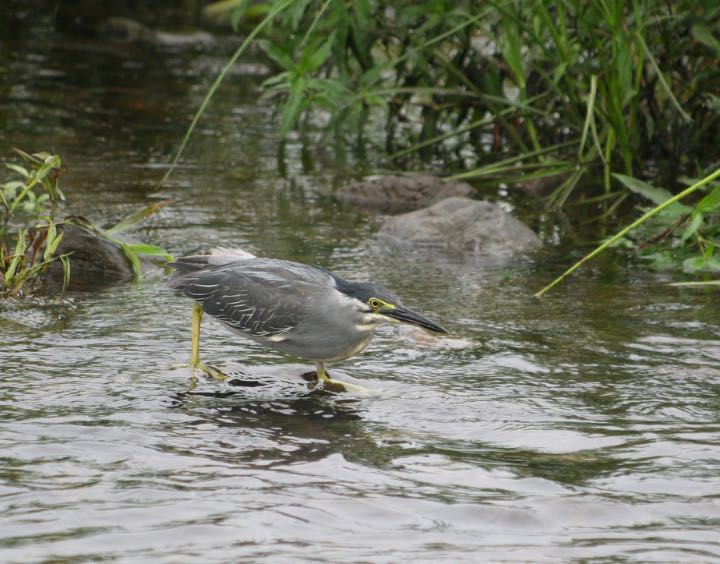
[162,365,628,486]
[160,363,414,468]
[159,359,632,485]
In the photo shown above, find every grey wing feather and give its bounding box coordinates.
[171,259,333,338]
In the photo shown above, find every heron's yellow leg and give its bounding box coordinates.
[188,303,227,382]
[190,303,203,368]
[314,363,330,389]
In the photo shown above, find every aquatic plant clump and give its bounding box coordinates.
[0,150,70,295]
[0,150,173,297]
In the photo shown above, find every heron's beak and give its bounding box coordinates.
[383,305,447,334]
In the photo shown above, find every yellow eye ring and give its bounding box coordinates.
[368,298,382,309]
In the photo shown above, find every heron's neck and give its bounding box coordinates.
[354,312,387,333]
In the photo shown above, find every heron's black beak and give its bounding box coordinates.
[384,305,447,334]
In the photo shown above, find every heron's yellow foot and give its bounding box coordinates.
[173,361,227,381]
[187,359,228,382]
[311,363,369,394]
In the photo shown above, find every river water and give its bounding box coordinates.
[1,22,720,563]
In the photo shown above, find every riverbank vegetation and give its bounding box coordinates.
[202,0,719,282]
[0,150,172,297]
[0,150,70,295]
[242,1,718,183]
[4,1,719,294]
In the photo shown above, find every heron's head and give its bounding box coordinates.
[333,277,447,334]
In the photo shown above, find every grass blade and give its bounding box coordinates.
[106,199,171,235]
[669,280,720,288]
[535,167,720,297]
[157,0,298,188]
[578,76,598,159]
[635,31,692,123]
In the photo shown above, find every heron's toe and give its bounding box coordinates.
[194,363,228,382]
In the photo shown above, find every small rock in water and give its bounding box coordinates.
[378,197,542,261]
[98,17,215,47]
[47,222,134,284]
[518,172,568,197]
[335,174,474,214]
[98,17,156,42]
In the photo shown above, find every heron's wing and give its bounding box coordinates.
[180,259,332,338]
[167,247,255,286]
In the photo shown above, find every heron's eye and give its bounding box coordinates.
[368,298,383,310]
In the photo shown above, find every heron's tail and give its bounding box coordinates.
[167,247,255,289]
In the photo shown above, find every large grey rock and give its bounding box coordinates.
[378,197,542,259]
[335,174,474,214]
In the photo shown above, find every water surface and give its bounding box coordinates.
[1,24,720,563]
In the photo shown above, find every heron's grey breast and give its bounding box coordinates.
[279,287,378,362]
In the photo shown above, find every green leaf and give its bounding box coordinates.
[5,163,29,178]
[261,70,291,91]
[354,0,370,28]
[289,0,311,30]
[123,243,173,261]
[59,254,71,292]
[258,39,294,69]
[106,199,171,235]
[304,37,332,72]
[4,229,27,284]
[502,18,525,89]
[691,24,720,56]
[682,256,706,273]
[613,173,674,205]
[120,243,143,281]
[696,185,720,213]
[682,254,720,274]
[1,181,24,206]
[43,222,58,262]
[680,212,703,244]
[280,87,305,136]
[46,230,64,258]
[704,243,715,261]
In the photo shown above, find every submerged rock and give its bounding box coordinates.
[518,172,569,197]
[335,174,474,214]
[378,197,542,260]
[98,17,215,47]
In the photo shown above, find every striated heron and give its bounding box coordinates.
[167,248,447,391]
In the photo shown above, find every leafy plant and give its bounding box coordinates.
[104,203,175,280]
[231,0,718,205]
[0,150,69,295]
[162,0,719,280]
[615,172,720,275]
[1,150,174,296]
[535,167,720,296]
